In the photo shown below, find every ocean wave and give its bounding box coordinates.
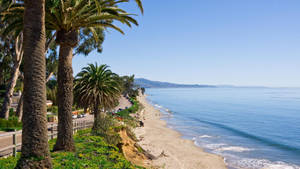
[165,108,173,113]
[196,140,252,153]
[153,103,174,114]
[227,157,300,169]
[191,117,300,154]
[202,143,227,149]
[191,134,212,142]
[216,146,253,153]
[264,164,297,169]
[199,135,213,138]
[154,104,162,108]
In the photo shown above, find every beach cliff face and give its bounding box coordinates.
[134,94,227,169]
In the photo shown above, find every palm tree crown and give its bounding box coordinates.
[74,63,121,112]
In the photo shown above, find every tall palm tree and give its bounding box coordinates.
[46,0,143,152]
[15,0,52,168]
[74,64,121,132]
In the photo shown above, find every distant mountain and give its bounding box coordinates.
[134,78,216,88]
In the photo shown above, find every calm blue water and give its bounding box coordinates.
[146,88,300,169]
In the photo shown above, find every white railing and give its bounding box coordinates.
[0,120,93,158]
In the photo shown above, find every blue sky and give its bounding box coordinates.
[72,0,300,87]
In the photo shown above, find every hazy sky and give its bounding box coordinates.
[72,0,300,87]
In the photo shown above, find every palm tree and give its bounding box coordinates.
[46,0,143,152]
[74,64,121,132]
[121,75,137,97]
[15,0,52,168]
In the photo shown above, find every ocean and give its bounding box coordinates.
[146,87,300,169]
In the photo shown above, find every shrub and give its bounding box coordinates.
[0,116,22,131]
[0,155,18,168]
[115,98,140,127]
[0,89,5,97]
[92,115,122,146]
[47,87,57,106]
[9,108,15,117]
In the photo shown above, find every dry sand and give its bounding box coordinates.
[134,94,227,169]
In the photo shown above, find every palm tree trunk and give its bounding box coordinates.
[53,43,75,152]
[16,67,52,122]
[0,62,21,119]
[16,0,52,168]
[92,103,101,132]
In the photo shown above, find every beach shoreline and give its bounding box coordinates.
[134,94,227,169]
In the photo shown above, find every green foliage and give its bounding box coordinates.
[0,116,22,131]
[13,79,23,92]
[0,89,5,96]
[0,97,3,109]
[0,155,18,169]
[1,0,143,56]
[116,98,140,127]
[46,79,57,90]
[92,115,122,146]
[51,131,139,169]
[119,75,139,98]
[8,108,15,117]
[74,64,121,111]
[0,129,143,169]
[117,98,139,119]
[47,86,57,106]
[75,28,105,56]
[47,105,58,115]
[47,114,55,119]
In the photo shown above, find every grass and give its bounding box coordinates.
[0,98,145,168]
[0,129,144,169]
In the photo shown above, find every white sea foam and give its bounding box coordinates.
[199,135,212,138]
[154,104,162,108]
[216,146,253,152]
[204,143,227,149]
[226,156,300,169]
[264,164,297,169]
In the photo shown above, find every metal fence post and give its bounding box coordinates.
[13,129,17,157]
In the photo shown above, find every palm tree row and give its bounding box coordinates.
[0,0,143,168]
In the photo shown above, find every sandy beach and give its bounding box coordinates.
[134,94,227,169]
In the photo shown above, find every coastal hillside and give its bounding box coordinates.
[135,78,216,88]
